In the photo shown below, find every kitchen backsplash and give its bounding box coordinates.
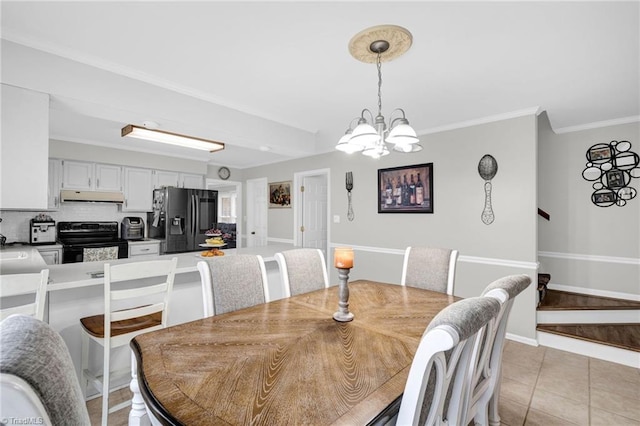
[0,204,149,243]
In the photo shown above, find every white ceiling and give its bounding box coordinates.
[2,1,639,169]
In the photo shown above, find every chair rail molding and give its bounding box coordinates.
[330,243,538,270]
[538,251,640,266]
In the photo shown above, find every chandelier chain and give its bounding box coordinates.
[377,52,383,117]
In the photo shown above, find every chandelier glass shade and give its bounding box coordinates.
[336,25,422,158]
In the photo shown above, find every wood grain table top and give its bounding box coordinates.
[131,280,459,425]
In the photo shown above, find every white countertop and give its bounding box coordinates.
[0,247,48,275]
[126,238,161,246]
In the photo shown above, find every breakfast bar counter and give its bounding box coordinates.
[44,243,293,292]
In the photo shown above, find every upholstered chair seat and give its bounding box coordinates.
[1,314,90,425]
[275,248,329,297]
[401,246,459,295]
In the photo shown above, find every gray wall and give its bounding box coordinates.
[243,114,539,340]
[538,114,640,297]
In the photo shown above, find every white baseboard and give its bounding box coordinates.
[548,283,640,302]
[537,331,640,368]
[537,310,640,324]
[267,237,294,245]
[505,333,538,347]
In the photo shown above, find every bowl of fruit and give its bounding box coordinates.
[200,248,225,257]
[204,236,225,246]
[205,228,222,237]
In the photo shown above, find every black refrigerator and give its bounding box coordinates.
[148,187,218,254]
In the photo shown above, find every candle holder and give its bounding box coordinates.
[333,267,354,322]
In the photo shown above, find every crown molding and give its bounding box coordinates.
[553,115,640,134]
[417,107,543,136]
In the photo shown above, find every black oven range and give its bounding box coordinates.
[57,221,128,264]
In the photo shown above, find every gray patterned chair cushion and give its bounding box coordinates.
[206,255,267,314]
[481,274,531,300]
[404,246,453,292]
[281,249,327,296]
[426,297,501,343]
[0,314,90,425]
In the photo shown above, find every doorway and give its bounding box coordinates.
[206,178,242,248]
[293,169,330,258]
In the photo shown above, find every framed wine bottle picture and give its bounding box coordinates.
[377,163,433,213]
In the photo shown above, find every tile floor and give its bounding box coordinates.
[87,340,640,425]
[498,340,640,426]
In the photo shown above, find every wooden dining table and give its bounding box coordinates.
[130,280,459,425]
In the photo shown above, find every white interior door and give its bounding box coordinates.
[294,169,329,257]
[246,177,268,247]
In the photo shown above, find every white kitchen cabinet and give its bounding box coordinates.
[95,164,122,191]
[61,160,122,191]
[48,158,62,210]
[153,170,179,189]
[1,84,49,209]
[37,245,62,265]
[123,167,153,212]
[128,240,160,258]
[61,160,93,190]
[180,173,204,189]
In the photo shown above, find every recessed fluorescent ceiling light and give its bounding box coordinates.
[121,124,225,152]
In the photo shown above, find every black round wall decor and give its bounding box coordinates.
[582,140,639,207]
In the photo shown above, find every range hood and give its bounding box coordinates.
[60,190,125,203]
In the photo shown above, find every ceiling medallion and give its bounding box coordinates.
[337,25,421,158]
[348,24,413,64]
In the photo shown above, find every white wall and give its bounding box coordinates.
[51,139,208,175]
[538,113,640,297]
[242,114,539,340]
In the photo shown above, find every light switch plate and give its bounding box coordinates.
[333,215,340,223]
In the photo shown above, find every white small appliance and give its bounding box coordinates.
[30,219,56,245]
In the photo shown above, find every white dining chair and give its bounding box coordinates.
[0,314,90,425]
[275,248,329,297]
[467,274,532,426]
[0,269,49,322]
[396,296,501,426]
[197,254,269,316]
[79,257,178,426]
[400,246,459,295]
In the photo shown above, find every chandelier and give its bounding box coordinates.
[336,25,422,158]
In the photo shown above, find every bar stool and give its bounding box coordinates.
[0,269,49,322]
[80,257,177,426]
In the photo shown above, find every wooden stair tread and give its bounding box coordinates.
[537,289,640,311]
[537,323,640,352]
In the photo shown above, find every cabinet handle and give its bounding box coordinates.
[88,178,91,187]
[55,196,58,207]
[97,178,100,188]
[141,248,150,251]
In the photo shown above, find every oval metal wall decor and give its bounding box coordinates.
[582,140,639,207]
